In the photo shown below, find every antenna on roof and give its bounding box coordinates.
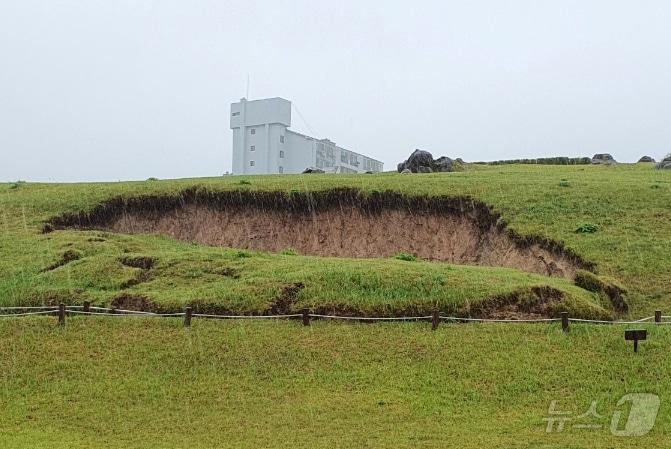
[292,103,317,137]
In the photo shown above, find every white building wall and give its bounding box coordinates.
[285,131,315,173]
[231,127,244,174]
[230,97,292,175]
[230,97,383,175]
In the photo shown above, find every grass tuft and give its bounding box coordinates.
[393,253,417,262]
[575,223,598,234]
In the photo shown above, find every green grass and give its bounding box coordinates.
[2,164,671,448]
[5,229,607,318]
[0,317,669,449]
[2,163,670,316]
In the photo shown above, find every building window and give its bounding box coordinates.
[279,135,284,144]
[278,166,284,174]
[250,145,255,151]
[231,112,240,116]
[279,150,284,158]
[341,151,349,163]
[250,160,255,166]
[250,128,256,135]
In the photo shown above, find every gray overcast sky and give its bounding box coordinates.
[1,0,670,182]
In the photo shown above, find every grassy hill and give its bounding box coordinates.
[2,163,670,317]
[1,163,670,448]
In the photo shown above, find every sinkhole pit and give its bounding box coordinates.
[47,188,593,279]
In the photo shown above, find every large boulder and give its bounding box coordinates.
[591,153,616,164]
[398,149,434,173]
[638,156,656,163]
[657,154,671,170]
[397,149,462,173]
[433,156,455,172]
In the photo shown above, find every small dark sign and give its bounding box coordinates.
[625,329,647,352]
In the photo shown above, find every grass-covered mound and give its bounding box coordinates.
[19,230,608,318]
[2,163,670,317]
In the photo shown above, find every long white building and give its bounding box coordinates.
[230,97,383,175]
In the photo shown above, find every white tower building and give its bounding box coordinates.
[230,97,383,175]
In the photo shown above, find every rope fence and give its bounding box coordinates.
[0,303,669,331]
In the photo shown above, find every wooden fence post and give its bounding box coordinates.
[184,307,192,327]
[83,301,90,313]
[301,309,310,326]
[655,310,662,323]
[561,312,569,333]
[432,310,440,330]
[58,303,65,326]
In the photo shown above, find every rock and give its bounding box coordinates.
[657,154,671,170]
[302,167,325,174]
[638,156,655,163]
[397,149,463,173]
[399,149,434,173]
[591,153,616,164]
[400,169,412,174]
[433,156,455,172]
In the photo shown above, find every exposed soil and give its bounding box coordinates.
[212,267,240,279]
[467,286,565,319]
[119,270,153,289]
[117,256,155,289]
[283,286,575,320]
[47,188,595,279]
[270,283,305,314]
[111,294,155,311]
[119,256,155,270]
[43,249,81,272]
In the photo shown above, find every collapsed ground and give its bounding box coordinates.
[50,188,590,278]
[1,163,670,318]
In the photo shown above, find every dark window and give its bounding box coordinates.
[250,145,255,151]
[280,135,285,143]
[250,128,256,135]
[279,166,284,174]
[279,150,284,158]
[250,160,255,166]
[231,112,240,116]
